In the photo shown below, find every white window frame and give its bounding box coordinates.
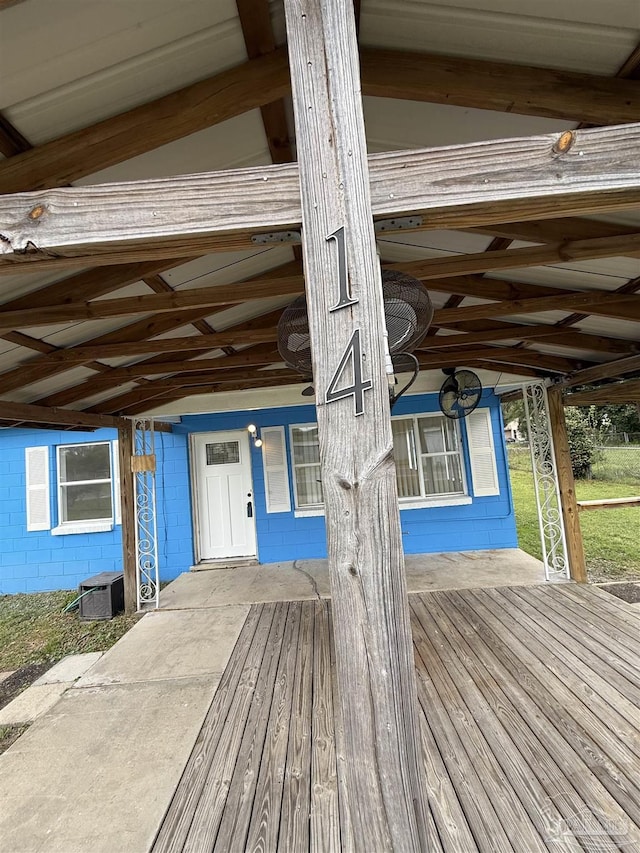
[391,413,470,509]
[288,413,471,514]
[289,423,325,516]
[52,441,117,535]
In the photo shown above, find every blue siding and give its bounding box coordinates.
[0,390,516,594]
[0,427,193,594]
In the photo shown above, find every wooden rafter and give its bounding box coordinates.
[559,353,640,388]
[0,49,638,194]
[564,379,640,405]
[0,399,130,429]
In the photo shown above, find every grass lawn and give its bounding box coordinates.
[509,468,640,582]
[0,590,140,672]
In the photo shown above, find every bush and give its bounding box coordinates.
[564,407,597,479]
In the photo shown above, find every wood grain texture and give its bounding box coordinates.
[284,1,429,849]
[359,47,640,125]
[151,587,640,852]
[1,124,640,271]
[117,424,136,613]
[0,399,127,429]
[547,386,587,582]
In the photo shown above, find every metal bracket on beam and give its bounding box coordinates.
[251,230,302,245]
[375,216,423,233]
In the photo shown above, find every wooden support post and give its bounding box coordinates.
[547,386,587,582]
[118,422,137,611]
[284,1,429,849]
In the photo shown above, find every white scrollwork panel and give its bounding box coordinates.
[133,418,159,609]
[522,383,570,581]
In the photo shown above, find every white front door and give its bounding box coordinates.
[193,431,257,561]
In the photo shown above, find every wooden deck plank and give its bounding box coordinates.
[245,601,303,853]
[417,708,478,852]
[531,585,639,660]
[450,589,640,833]
[512,587,640,700]
[411,599,518,851]
[491,588,640,737]
[310,600,340,853]
[153,584,640,853]
[412,595,555,852]
[210,602,291,852]
[554,584,640,639]
[278,600,314,852]
[151,603,268,853]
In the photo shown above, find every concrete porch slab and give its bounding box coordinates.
[76,605,250,688]
[159,548,549,610]
[0,678,217,853]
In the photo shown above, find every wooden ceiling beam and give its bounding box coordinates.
[2,232,639,331]
[35,344,283,408]
[236,0,294,166]
[33,327,280,366]
[464,217,639,244]
[359,48,640,126]
[416,348,583,374]
[2,124,640,273]
[0,399,129,429]
[418,325,594,350]
[564,379,640,405]
[559,353,640,389]
[433,292,640,326]
[1,49,638,194]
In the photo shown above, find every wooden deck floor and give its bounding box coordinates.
[152,585,640,852]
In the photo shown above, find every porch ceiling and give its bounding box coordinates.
[0,0,639,429]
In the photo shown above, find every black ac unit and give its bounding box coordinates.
[78,572,125,620]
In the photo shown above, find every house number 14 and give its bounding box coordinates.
[324,226,372,416]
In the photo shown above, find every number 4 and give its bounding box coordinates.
[325,329,372,416]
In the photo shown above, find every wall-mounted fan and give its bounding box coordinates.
[276,269,433,388]
[439,369,482,419]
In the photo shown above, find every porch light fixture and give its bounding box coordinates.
[247,424,263,448]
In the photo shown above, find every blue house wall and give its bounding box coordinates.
[0,390,516,594]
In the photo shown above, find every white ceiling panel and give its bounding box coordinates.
[360,1,638,72]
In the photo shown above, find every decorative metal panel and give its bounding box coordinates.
[133,418,159,609]
[522,383,570,581]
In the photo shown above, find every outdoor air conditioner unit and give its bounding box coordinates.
[78,572,125,620]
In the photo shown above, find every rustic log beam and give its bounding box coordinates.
[547,386,587,583]
[236,0,294,165]
[1,125,640,272]
[284,1,429,848]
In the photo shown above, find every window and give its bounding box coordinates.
[392,415,464,499]
[57,442,113,524]
[290,424,324,509]
[289,413,467,511]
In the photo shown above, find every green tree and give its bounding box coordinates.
[564,407,597,478]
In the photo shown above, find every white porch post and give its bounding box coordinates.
[284,1,429,849]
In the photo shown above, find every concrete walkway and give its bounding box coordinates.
[0,549,546,852]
